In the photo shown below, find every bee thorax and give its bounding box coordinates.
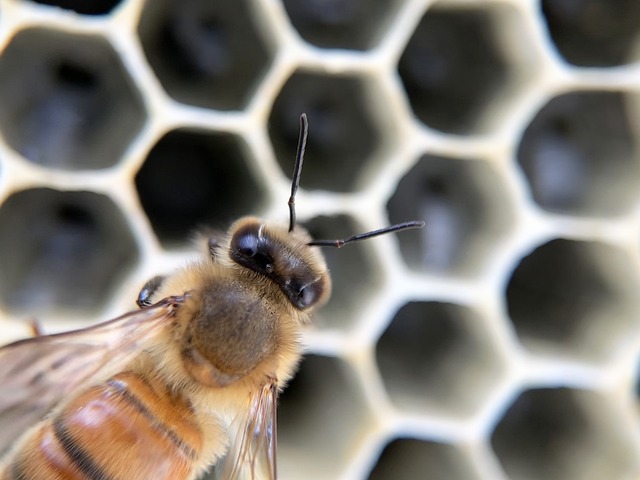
[182,280,281,388]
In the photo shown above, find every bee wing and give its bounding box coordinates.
[217,382,278,480]
[0,295,186,456]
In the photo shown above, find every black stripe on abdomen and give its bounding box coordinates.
[105,378,197,461]
[52,416,113,480]
[7,458,29,480]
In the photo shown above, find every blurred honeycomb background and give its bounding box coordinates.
[0,0,640,479]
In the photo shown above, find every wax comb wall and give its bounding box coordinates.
[0,1,640,479]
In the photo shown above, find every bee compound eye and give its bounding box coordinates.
[298,286,311,305]
[235,231,258,257]
[297,284,318,309]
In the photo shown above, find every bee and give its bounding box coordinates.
[0,114,424,480]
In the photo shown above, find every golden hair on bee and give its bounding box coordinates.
[0,113,424,480]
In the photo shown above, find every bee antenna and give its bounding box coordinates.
[308,220,425,248]
[288,113,308,233]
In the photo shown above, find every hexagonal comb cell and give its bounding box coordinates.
[282,0,398,50]
[506,238,640,363]
[387,154,512,277]
[542,0,640,67]
[0,189,138,315]
[278,355,374,480]
[303,215,382,330]
[138,0,272,110]
[0,28,145,170]
[27,0,122,15]
[398,3,528,134]
[269,70,385,192]
[376,302,503,416]
[135,129,266,247]
[492,388,640,480]
[517,91,640,216]
[368,438,481,480]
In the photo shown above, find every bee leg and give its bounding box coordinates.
[29,318,44,337]
[136,275,167,308]
[192,228,225,262]
[208,237,223,261]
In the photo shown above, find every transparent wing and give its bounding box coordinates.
[0,295,186,456]
[217,382,278,480]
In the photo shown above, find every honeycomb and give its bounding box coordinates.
[1,0,640,479]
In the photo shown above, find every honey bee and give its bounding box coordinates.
[0,114,423,480]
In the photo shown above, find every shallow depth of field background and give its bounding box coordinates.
[0,1,639,479]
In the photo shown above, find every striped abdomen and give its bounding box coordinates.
[3,372,203,480]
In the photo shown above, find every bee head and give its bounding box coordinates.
[228,217,331,311]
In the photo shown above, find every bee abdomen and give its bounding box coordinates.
[4,372,203,480]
